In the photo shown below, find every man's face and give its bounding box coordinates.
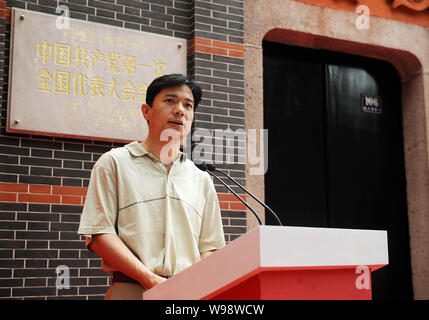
[142,85,195,141]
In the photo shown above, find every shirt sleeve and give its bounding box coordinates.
[198,174,226,253]
[77,153,119,248]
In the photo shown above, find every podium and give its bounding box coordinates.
[143,226,388,300]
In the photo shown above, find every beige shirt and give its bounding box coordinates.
[78,141,225,276]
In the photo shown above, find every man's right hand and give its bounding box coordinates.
[89,233,166,289]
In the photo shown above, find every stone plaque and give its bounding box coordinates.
[7,8,187,142]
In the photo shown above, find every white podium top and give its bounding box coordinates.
[143,225,388,300]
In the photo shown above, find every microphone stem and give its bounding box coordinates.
[214,169,283,226]
[206,171,263,226]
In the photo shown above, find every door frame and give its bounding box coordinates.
[244,0,429,299]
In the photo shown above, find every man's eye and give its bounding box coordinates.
[186,104,193,109]
[166,99,174,104]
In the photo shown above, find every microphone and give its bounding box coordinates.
[195,162,283,226]
[195,162,262,225]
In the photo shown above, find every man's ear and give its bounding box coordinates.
[141,103,151,121]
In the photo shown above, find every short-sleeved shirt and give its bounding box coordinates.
[77,141,225,276]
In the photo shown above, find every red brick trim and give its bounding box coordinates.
[0,182,87,205]
[217,193,247,210]
[0,1,11,23]
[188,37,244,58]
[0,182,246,209]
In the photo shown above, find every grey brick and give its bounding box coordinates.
[167,7,191,18]
[0,174,17,183]
[212,0,243,9]
[124,6,140,16]
[213,11,244,23]
[195,106,228,116]
[141,25,173,37]
[141,9,173,22]
[0,221,26,230]
[124,22,140,31]
[30,149,53,158]
[38,0,57,8]
[0,155,18,164]
[0,259,24,268]
[213,100,244,110]
[24,278,47,287]
[27,222,50,230]
[229,79,245,88]
[197,1,227,13]
[49,240,85,249]
[167,22,190,32]
[19,175,61,186]
[194,7,211,17]
[213,70,243,80]
[64,160,83,169]
[64,143,83,152]
[78,285,109,295]
[26,3,57,15]
[18,212,59,222]
[116,13,150,25]
[51,205,83,213]
[26,241,49,249]
[0,136,19,146]
[151,3,166,13]
[87,15,123,28]
[194,22,211,32]
[0,145,29,156]
[0,278,23,287]
[20,157,62,168]
[53,168,91,179]
[30,167,52,176]
[54,151,91,161]
[147,0,173,6]
[151,19,166,28]
[116,0,150,10]
[212,26,243,37]
[28,204,51,213]
[15,249,58,259]
[0,240,25,249]
[88,0,123,13]
[12,287,56,297]
[51,222,79,232]
[16,231,59,240]
[0,202,27,211]
[213,115,245,125]
[174,1,193,10]
[0,164,28,174]
[96,8,115,19]
[58,1,96,14]
[195,75,228,86]
[63,178,83,187]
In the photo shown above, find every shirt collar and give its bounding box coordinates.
[125,141,187,162]
[125,141,149,157]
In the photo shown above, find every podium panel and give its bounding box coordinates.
[143,226,388,300]
[203,267,372,300]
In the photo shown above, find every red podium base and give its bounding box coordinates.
[204,267,371,300]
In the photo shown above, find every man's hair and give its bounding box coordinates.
[145,73,203,110]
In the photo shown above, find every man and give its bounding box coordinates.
[77,74,225,300]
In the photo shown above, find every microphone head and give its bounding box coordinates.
[194,162,208,171]
[194,162,216,172]
[205,163,216,171]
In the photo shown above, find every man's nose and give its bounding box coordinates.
[173,102,185,116]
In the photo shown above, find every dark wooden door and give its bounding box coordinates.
[263,41,413,299]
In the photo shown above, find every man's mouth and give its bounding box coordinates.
[168,120,184,126]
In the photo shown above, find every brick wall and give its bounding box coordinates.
[0,0,245,299]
